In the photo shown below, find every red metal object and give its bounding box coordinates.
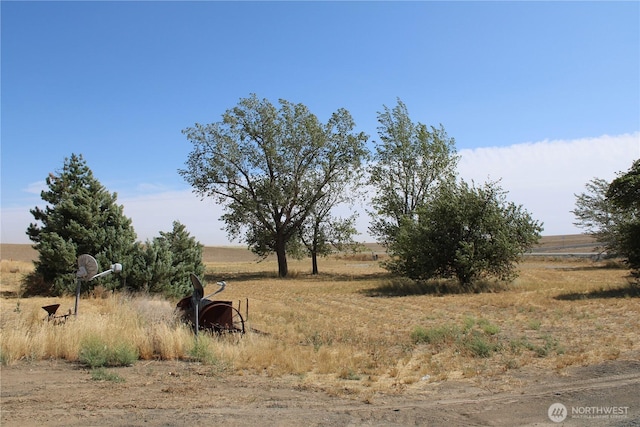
[176,274,246,334]
[42,304,71,324]
[177,298,245,334]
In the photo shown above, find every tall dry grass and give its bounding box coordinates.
[1,255,638,393]
[0,292,194,364]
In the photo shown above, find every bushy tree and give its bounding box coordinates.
[573,159,639,269]
[368,99,459,247]
[606,159,640,210]
[180,94,369,277]
[156,220,205,297]
[386,180,542,288]
[606,159,640,272]
[25,154,137,295]
[128,221,204,298]
[128,239,175,294]
[572,177,628,254]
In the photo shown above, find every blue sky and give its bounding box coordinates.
[2,1,639,245]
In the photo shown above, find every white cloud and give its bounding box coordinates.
[24,180,47,195]
[119,190,230,245]
[457,133,639,235]
[3,133,638,246]
[133,182,174,193]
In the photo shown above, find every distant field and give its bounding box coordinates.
[0,244,37,263]
[529,234,599,253]
[0,234,598,264]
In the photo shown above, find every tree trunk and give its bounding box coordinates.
[311,251,318,275]
[275,236,288,277]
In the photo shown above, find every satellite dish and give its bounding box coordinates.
[77,254,99,281]
[74,254,122,317]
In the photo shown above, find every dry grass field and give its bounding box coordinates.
[1,236,639,425]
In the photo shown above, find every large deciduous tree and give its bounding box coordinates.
[368,99,459,246]
[386,180,542,288]
[180,94,368,277]
[25,154,137,295]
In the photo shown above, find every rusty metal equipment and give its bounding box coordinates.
[42,304,71,325]
[176,273,246,335]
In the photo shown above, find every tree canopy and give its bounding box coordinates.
[386,180,543,287]
[573,159,639,271]
[25,154,205,297]
[367,99,459,246]
[128,220,204,298]
[26,153,137,295]
[606,159,640,272]
[180,94,369,277]
[607,159,640,211]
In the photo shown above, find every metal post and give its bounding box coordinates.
[74,278,81,316]
[194,301,199,337]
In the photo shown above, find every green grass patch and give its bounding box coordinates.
[509,334,565,358]
[527,319,542,330]
[411,324,460,347]
[79,336,139,368]
[188,338,219,365]
[90,367,125,382]
[464,331,501,358]
[411,318,557,359]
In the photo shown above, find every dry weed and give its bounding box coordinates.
[1,254,638,395]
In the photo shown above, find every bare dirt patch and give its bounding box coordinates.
[1,356,639,426]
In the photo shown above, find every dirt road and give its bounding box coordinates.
[2,355,638,426]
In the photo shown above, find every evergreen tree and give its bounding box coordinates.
[25,154,137,295]
[127,221,204,298]
[156,221,205,297]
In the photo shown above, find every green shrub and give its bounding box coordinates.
[188,338,218,365]
[412,319,501,358]
[79,336,109,368]
[79,336,138,368]
[109,342,139,366]
[464,331,499,358]
[90,367,124,382]
[411,324,460,346]
[478,319,500,335]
